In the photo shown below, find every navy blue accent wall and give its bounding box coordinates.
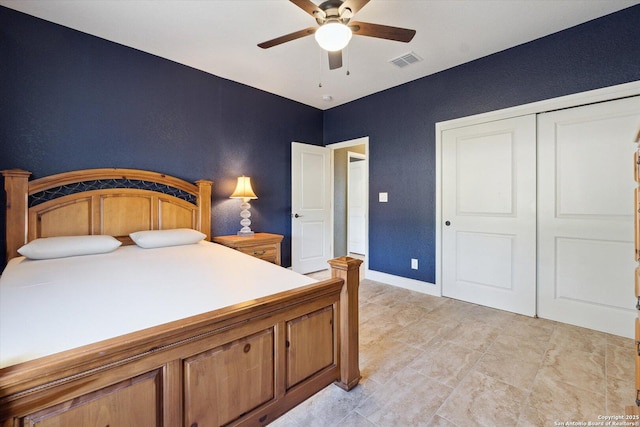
[324,5,640,283]
[0,6,323,267]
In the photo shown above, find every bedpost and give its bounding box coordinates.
[2,169,31,262]
[328,256,363,391]
[195,180,213,241]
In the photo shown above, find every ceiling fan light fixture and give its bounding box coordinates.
[314,21,352,51]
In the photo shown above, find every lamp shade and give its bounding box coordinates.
[315,21,352,52]
[230,176,257,200]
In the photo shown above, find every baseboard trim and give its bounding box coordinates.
[365,269,440,297]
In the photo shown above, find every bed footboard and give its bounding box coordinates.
[329,256,362,391]
[0,257,362,427]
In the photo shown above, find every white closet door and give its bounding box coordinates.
[538,96,640,338]
[442,115,537,316]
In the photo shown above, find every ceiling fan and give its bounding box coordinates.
[258,0,416,70]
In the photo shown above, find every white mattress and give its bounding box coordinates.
[0,241,316,368]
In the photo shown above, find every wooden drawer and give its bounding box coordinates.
[213,233,283,265]
[237,244,278,263]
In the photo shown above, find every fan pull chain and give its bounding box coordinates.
[346,45,351,76]
[318,48,323,87]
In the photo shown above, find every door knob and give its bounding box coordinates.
[293,213,303,218]
[445,221,451,226]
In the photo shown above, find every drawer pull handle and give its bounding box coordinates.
[637,296,640,310]
[243,343,251,353]
[253,250,266,256]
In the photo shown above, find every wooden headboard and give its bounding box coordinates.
[3,168,213,262]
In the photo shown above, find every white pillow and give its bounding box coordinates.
[18,235,122,260]
[129,228,206,249]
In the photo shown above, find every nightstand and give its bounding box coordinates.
[213,233,283,265]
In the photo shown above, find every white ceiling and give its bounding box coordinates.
[2,0,638,110]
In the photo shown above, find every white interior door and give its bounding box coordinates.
[291,142,331,274]
[348,153,366,255]
[537,96,640,338]
[442,115,537,316]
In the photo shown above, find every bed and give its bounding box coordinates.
[0,168,361,426]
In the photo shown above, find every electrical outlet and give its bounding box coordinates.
[379,192,388,202]
[411,258,418,270]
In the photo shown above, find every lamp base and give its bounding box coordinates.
[237,201,254,237]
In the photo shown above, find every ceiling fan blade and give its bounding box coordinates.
[339,0,370,16]
[349,21,416,43]
[290,0,326,20]
[258,27,317,49]
[328,50,343,70]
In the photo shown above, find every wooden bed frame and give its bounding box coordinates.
[0,168,361,426]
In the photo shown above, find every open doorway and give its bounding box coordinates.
[329,137,368,272]
[347,152,366,255]
[290,138,368,277]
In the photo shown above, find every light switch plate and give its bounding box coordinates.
[379,192,388,202]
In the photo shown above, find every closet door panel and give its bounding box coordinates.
[442,114,537,316]
[538,96,640,338]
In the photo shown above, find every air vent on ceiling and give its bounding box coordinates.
[389,52,422,68]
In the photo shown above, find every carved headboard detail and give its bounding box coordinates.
[3,168,213,261]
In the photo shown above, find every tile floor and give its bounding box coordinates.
[272,273,637,427]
